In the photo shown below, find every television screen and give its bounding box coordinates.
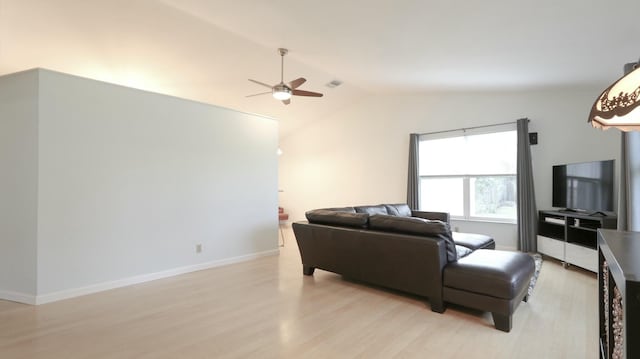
[552,160,614,213]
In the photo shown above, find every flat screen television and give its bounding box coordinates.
[552,160,614,213]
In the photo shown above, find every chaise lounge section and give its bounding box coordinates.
[292,203,535,332]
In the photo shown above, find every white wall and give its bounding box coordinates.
[279,87,620,249]
[1,69,279,303]
[0,70,39,301]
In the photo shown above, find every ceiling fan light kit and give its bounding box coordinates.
[272,84,292,100]
[247,48,323,105]
[589,59,640,131]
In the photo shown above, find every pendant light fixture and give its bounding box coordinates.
[589,59,640,131]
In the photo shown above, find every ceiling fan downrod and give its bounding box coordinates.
[278,48,288,84]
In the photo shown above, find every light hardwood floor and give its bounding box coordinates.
[0,228,597,358]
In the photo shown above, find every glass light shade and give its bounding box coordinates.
[589,64,640,131]
[272,84,292,100]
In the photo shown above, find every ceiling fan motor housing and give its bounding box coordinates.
[272,83,292,100]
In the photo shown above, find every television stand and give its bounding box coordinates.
[590,211,608,217]
[537,210,617,272]
[559,208,579,213]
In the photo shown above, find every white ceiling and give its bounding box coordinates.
[1,0,639,138]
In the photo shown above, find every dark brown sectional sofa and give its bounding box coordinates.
[292,203,535,332]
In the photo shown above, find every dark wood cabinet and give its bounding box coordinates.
[598,229,640,359]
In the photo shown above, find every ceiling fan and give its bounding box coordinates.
[247,48,323,105]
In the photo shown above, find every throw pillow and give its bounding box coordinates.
[306,209,369,228]
[354,205,389,215]
[383,203,412,217]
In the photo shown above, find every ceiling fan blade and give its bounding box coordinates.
[248,79,274,89]
[245,91,272,98]
[288,77,306,89]
[292,89,323,97]
[282,99,291,105]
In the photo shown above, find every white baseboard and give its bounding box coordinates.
[0,290,37,305]
[1,249,279,306]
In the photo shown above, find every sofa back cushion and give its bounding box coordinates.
[354,205,389,215]
[369,214,458,262]
[383,203,412,217]
[305,209,369,228]
[324,206,356,213]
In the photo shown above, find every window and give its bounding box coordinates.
[418,125,517,222]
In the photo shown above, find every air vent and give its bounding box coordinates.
[326,80,343,88]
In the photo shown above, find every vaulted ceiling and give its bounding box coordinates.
[1,0,638,138]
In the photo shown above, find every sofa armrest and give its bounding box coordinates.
[411,210,450,224]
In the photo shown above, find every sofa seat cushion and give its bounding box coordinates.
[452,232,496,250]
[305,209,369,228]
[443,249,535,300]
[383,203,412,217]
[369,214,458,262]
[456,245,473,259]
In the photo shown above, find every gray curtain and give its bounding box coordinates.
[407,133,420,210]
[516,118,538,252]
[618,131,640,231]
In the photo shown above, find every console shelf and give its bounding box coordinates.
[598,230,640,359]
[537,210,617,272]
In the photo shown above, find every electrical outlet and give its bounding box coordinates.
[454,226,459,232]
[195,244,202,253]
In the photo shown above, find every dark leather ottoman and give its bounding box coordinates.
[443,249,535,332]
[452,232,496,250]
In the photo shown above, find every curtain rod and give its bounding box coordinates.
[417,118,529,137]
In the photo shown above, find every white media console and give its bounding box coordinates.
[537,210,617,272]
